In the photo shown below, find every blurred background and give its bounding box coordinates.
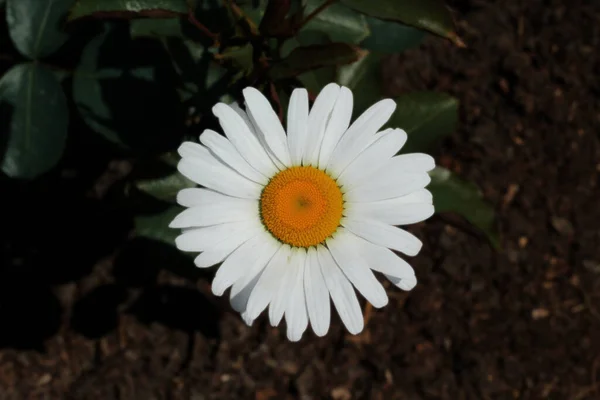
[0,0,599,399]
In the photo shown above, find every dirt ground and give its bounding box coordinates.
[1,0,600,399]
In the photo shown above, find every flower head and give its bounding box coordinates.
[170,84,435,341]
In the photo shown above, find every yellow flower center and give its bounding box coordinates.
[260,166,344,248]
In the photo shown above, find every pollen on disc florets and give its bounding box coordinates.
[259,166,344,248]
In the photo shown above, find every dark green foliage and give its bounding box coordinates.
[0,0,497,246]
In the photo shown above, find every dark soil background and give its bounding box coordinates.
[1,0,600,399]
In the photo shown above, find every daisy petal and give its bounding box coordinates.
[229,102,257,135]
[327,229,388,308]
[175,220,261,252]
[177,151,262,199]
[269,248,306,327]
[245,103,286,170]
[178,141,206,159]
[354,236,416,280]
[287,88,309,166]
[285,259,308,342]
[243,87,292,167]
[169,199,258,228]
[386,153,436,173]
[200,129,268,184]
[318,87,353,169]
[391,189,434,204]
[386,274,417,291]
[230,240,281,312]
[211,231,277,296]
[304,83,340,166]
[176,188,230,208]
[346,199,435,225]
[317,245,363,335]
[326,98,396,177]
[344,171,431,203]
[212,103,278,177]
[304,247,330,337]
[337,128,407,190]
[241,310,254,326]
[246,245,292,320]
[193,225,262,268]
[230,272,261,313]
[342,217,423,256]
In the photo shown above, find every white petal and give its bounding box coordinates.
[386,274,417,291]
[385,153,436,173]
[285,258,308,342]
[304,83,340,166]
[232,100,282,171]
[241,311,254,326]
[212,103,278,177]
[353,236,416,280]
[169,198,258,228]
[177,141,206,159]
[326,99,396,177]
[245,244,293,320]
[390,189,433,204]
[327,229,388,308]
[269,248,306,327]
[318,87,353,169]
[211,231,276,296]
[229,102,257,135]
[342,217,423,256]
[175,219,261,252]
[177,150,262,199]
[193,225,262,268]
[243,87,291,167]
[176,188,226,208]
[346,200,434,226]
[245,104,286,171]
[344,171,431,203]
[337,128,407,190]
[230,272,261,313]
[230,240,281,312]
[316,245,363,335]
[199,129,268,184]
[287,88,309,166]
[304,247,330,337]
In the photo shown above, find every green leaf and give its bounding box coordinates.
[388,91,458,153]
[298,67,335,96]
[72,26,184,152]
[6,0,73,59]
[136,172,192,202]
[0,63,69,179]
[130,17,184,38]
[135,206,183,246]
[280,29,329,58]
[361,17,425,53]
[216,43,254,75]
[429,167,499,247]
[68,0,187,20]
[282,30,334,95]
[134,154,195,203]
[303,1,369,44]
[340,0,462,45]
[259,0,294,37]
[271,43,366,80]
[162,36,232,113]
[337,52,383,117]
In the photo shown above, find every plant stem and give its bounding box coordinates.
[188,7,220,46]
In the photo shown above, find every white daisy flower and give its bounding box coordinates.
[170,83,435,341]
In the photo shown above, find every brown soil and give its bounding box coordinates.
[1,0,600,399]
